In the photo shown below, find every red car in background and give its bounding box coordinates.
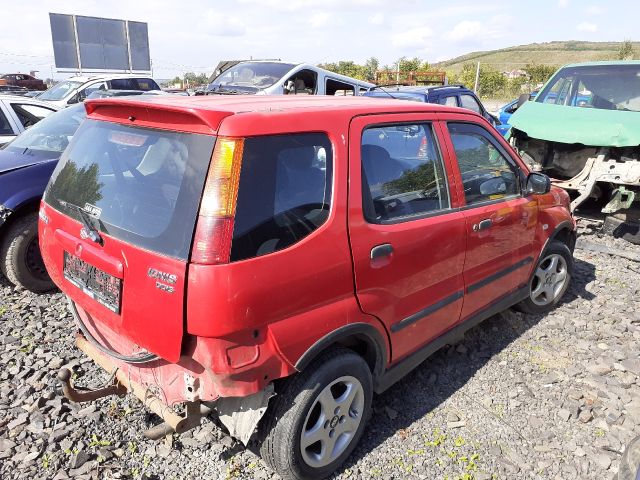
[0,73,47,91]
[39,95,576,480]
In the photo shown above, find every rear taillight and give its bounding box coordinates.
[192,138,244,264]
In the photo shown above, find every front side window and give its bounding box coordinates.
[361,123,450,223]
[448,123,520,205]
[231,133,333,262]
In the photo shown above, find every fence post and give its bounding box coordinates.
[473,62,480,93]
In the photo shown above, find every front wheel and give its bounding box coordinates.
[515,240,573,315]
[258,348,372,480]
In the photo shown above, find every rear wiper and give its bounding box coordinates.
[59,200,103,244]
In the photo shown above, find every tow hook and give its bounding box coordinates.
[57,334,213,440]
[57,368,127,402]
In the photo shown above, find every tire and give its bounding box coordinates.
[619,435,640,480]
[515,240,573,315]
[0,213,55,293]
[258,348,372,480]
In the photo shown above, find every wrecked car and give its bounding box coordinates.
[40,95,575,480]
[203,60,374,96]
[0,103,85,292]
[509,61,640,243]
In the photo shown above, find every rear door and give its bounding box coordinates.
[439,118,536,320]
[348,114,466,361]
[40,116,216,362]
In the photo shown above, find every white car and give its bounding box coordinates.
[0,95,60,146]
[37,74,161,108]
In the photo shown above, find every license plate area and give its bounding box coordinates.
[63,251,122,314]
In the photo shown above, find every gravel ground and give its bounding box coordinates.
[1,218,639,480]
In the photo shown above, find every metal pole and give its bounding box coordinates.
[125,21,133,73]
[72,15,82,75]
[473,61,480,93]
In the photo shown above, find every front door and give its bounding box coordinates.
[442,121,537,320]
[348,114,466,361]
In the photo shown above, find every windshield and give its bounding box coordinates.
[536,64,640,112]
[43,119,215,260]
[4,103,86,158]
[210,62,295,91]
[39,80,83,101]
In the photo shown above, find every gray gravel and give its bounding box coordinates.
[1,218,639,479]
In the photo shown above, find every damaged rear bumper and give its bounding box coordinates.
[58,333,275,444]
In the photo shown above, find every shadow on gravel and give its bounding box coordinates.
[337,256,597,473]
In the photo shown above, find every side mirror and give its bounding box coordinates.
[516,93,530,109]
[526,172,551,195]
[479,177,507,196]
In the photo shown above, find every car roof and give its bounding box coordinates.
[562,60,640,68]
[369,84,470,94]
[65,74,154,83]
[84,94,481,134]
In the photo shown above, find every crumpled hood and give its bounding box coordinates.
[0,149,53,175]
[509,101,640,147]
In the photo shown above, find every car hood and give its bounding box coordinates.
[509,101,640,147]
[0,149,57,175]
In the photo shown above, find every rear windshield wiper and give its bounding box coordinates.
[59,200,103,244]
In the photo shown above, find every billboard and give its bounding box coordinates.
[49,13,151,73]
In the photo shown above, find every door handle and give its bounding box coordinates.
[472,219,493,232]
[370,243,394,260]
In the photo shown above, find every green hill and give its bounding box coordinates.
[436,41,640,74]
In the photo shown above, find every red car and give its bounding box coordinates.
[39,95,575,480]
[0,73,47,91]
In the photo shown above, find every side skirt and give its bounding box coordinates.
[374,285,529,394]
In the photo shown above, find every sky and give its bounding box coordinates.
[0,0,635,80]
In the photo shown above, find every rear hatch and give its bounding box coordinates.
[40,110,217,362]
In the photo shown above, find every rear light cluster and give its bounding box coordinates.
[192,138,245,264]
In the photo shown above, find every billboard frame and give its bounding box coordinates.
[49,13,151,74]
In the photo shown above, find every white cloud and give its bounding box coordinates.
[576,21,598,32]
[558,0,570,7]
[369,13,385,26]
[447,20,483,42]
[586,5,604,15]
[391,27,433,49]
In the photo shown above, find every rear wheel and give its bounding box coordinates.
[515,240,573,315]
[258,348,372,480]
[0,213,55,293]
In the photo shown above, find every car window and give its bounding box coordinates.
[10,103,56,128]
[438,96,458,107]
[361,123,449,223]
[231,133,333,262]
[460,94,482,114]
[326,78,355,96]
[0,108,13,135]
[108,79,134,90]
[76,83,107,103]
[448,123,520,205]
[133,78,157,91]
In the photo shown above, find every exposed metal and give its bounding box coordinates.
[57,367,126,402]
[0,205,12,227]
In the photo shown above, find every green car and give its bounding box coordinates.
[509,61,640,243]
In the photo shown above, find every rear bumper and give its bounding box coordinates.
[68,300,295,405]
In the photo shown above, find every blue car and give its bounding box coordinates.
[364,84,508,135]
[498,92,538,127]
[0,103,85,292]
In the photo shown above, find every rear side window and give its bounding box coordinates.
[460,94,482,114]
[438,96,458,107]
[44,119,215,260]
[0,109,13,135]
[231,133,332,262]
[134,78,158,91]
[361,123,450,223]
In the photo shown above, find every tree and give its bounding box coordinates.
[523,64,557,86]
[364,57,379,82]
[618,40,634,60]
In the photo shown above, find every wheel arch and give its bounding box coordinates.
[294,323,388,380]
[548,220,577,253]
[0,197,41,244]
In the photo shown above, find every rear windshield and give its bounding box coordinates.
[537,64,640,112]
[43,119,215,260]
